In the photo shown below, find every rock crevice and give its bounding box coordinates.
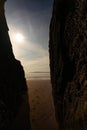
[49,0,87,129]
[0,0,30,129]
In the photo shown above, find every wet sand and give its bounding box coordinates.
[27,80,58,130]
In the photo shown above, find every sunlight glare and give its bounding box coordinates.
[14,33,24,42]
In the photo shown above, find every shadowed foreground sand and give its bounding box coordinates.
[27,80,58,130]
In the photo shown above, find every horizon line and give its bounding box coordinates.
[29,71,50,73]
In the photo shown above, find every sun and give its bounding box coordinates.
[14,33,24,42]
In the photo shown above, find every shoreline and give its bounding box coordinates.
[26,78,51,81]
[27,79,58,130]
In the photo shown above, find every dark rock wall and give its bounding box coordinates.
[0,1,30,129]
[49,0,87,129]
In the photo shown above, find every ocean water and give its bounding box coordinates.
[27,72,50,80]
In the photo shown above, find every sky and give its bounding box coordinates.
[5,0,53,79]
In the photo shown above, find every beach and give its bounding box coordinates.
[27,80,58,130]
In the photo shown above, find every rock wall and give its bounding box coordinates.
[49,0,87,129]
[0,1,30,129]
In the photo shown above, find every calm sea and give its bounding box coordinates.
[27,72,50,80]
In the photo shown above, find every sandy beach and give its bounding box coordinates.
[27,80,58,130]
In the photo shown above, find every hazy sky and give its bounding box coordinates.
[5,0,53,79]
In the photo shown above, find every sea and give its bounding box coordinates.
[26,72,50,80]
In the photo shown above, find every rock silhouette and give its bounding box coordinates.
[49,0,87,130]
[0,0,30,129]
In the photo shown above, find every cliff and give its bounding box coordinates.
[0,0,30,129]
[49,0,87,129]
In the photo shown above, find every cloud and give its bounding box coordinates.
[6,4,51,50]
[8,25,50,78]
[22,55,50,78]
[6,1,52,79]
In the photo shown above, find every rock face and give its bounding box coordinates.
[49,0,87,129]
[0,1,30,129]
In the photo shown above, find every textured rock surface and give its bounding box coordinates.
[49,0,87,129]
[0,0,30,129]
